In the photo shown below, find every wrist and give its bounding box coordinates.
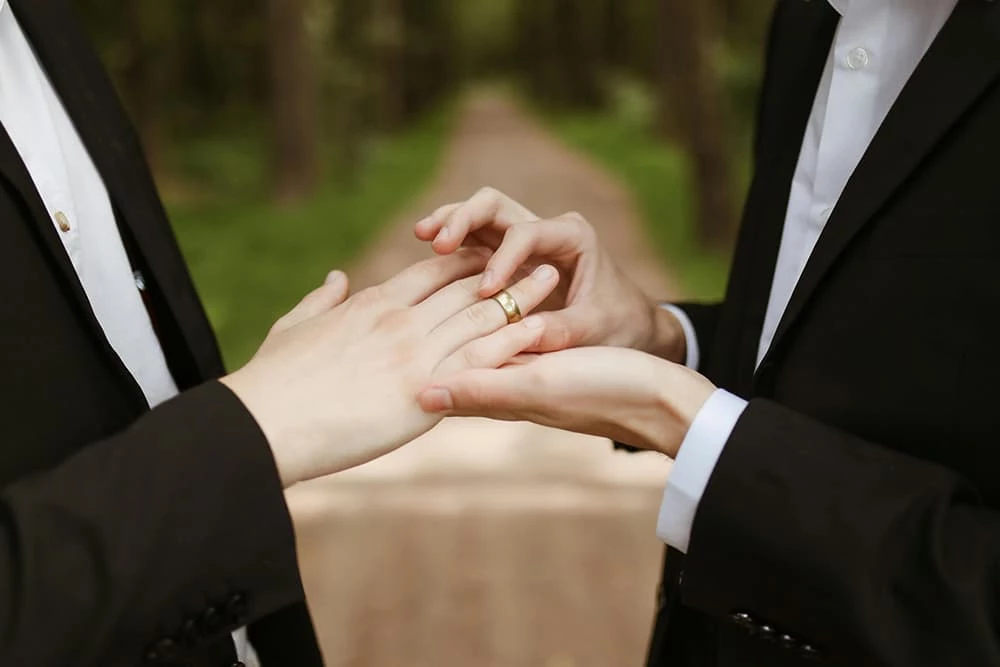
[220,369,310,488]
[641,302,687,364]
[642,361,716,458]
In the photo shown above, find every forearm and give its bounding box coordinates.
[0,381,302,666]
[682,399,1000,666]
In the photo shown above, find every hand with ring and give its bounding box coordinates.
[414,187,688,363]
[221,250,561,486]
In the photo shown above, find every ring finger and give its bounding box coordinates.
[435,317,545,378]
[427,264,560,358]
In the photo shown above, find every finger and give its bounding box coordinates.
[409,271,483,324]
[503,352,541,367]
[459,226,506,253]
[430,187,538,255]
[377,248,489,307]
[418,366,531,417]
[436,314,546,378]
[409,262,538,332]
[479,214,588,295]
[274,271,350,331]
[424,263,559,358]
[524,307,591,352]
[414,202,461,241]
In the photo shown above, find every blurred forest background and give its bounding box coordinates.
[73,0,776,367]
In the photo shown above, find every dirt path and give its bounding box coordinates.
[287,92,681,667]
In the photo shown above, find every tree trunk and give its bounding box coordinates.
[373,0,406,131]
[123,0,163,171]
[267,0,320,205]
[659,1,736,250]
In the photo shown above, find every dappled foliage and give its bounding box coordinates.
[72,0,775,245]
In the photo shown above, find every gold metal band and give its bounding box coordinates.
[491,289,523,324]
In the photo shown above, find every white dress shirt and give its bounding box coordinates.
[0,3,256,662]
[657,0,959,552]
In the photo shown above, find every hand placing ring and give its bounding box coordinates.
[491,289,523,324]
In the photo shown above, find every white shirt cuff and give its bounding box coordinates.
[656,389,748,553]
[660,304,700,371]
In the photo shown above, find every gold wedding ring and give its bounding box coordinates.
[491,289,523,324]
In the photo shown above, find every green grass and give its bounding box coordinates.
[165,107,454,368]
[544,111,733,301]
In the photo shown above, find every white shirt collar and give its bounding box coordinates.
[827,0,847,15]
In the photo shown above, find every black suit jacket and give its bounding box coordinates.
[645,1,1000,666]
[0,1,324,665]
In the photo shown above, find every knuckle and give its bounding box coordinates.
[377,307,412,331]
[563,210,587,224]
[410,256,446,282]
[453,276,480,300]
[476,185,500,200]
[460,343,486,369]
[413,255,439,276]
[504,223,533,244]
[391,338,421,368]
[434,202,458,218]
[464,301,497,328]
[548,319,574,349]
[352,284,383,309]
[269,315,292,335]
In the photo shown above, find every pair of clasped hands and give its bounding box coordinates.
[221,188,717,489]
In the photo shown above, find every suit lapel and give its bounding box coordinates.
[0,28,144,396]
[10,0,225,382]
[0,126,101,325]
[758,0,1000,374]
[726,0,839,394]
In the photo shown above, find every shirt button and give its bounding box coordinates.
[54,211,71,233]
[845,47,871,70]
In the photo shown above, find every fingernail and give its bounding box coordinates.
[435,227,450,243]
[480,270,494,290]
[523,315,544,330]
[533,264,555,281]
[325,270,344,287]
[416,216,432,227]
[423,388,454,412]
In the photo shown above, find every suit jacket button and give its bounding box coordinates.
[179,617,198,643]
[144,637,178,663]
[231,663,246,667]
[801,644,820,659]
[655,584,668,611]
[779,633,797,649]
[731,612,754,629]
[225,592,248,621]
[756,624,776,641]
[200,606,224,634]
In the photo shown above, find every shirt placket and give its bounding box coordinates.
[1,28,82,268]
[803,1,890,276]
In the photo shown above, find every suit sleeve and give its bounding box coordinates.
[670,302,721,373]
[0,381,304,666]
[681,399,1000,666]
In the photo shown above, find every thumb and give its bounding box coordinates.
[418,367,529,418]
[529,308,590,352]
